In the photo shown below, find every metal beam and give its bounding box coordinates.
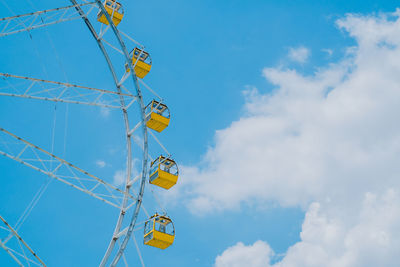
[0,2,96,37]
[0,215,46,266]
[0,128,136,210]
[70,1,150,266]
[0,73,136,108]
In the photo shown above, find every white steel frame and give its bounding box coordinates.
[0,73,137,108]
[0,0,173,266]
[0,2,96,37]
[0,215,46,266]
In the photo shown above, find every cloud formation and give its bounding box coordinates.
[176,10,400,213]
[95,160,106,168]
[214,190,400,267]
[172,10,400,267]
[215,241,274,267]
[272,190,400,267]
[112,159,140,186]
[288,46,310,63]
[113,170,125,186]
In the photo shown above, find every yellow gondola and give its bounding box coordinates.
[97,0,124,26]
[145,100,170,132]
[149,156,178,190]
[125,47,152,78]
[131,47,151,78]
[144,214,175,249]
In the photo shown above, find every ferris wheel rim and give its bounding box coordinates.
[0,0,153,264]
[70,0,149,265]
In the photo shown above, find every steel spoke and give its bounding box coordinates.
[0,241,24,267]
[0,128,137,209]
[0,73,136,108]
[0,2,96,37]
[0,215,46,266]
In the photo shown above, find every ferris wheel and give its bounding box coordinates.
[0,0,178,266]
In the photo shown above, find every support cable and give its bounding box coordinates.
[132,233,145,267]
[149,188,166,215]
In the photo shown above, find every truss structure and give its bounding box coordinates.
[0,0,172,266]
[0,2,96,38]
[0,73,137,109]
[0,215,46,266]
[0,127,137,209]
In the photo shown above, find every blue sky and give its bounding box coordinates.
[1,0,400,266]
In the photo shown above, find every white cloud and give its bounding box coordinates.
[95,160,106,168]
[273,189,400,267]
[288,46,310,63]
[112,159,141,187]
[113,170,125,186]
[215,240,274,267]
[131,158,140,177]
[215,190,400,267]
[100,107,111,118]
[168,9,400,267]
[322,48,333,57]
[174,10,400,214]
